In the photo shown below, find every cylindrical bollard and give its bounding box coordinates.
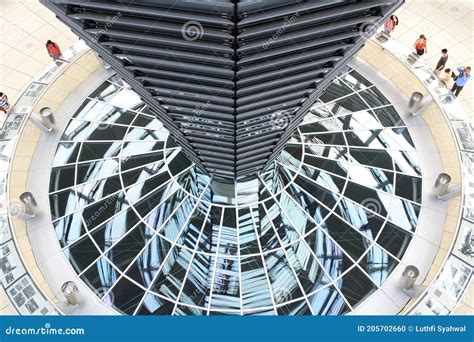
[19,192,37,217]
[408,92,423,112]
[39,107,55,131]
[401,265,419,290]
[433,173,451,197]
[61,281,80,305]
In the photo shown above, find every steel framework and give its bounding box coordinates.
[41,0,403,179]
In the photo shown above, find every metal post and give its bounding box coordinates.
[400,265,426,298]
[408,91,423,115]
[39,107,55,131]
[61,281,80,305]
[19,192,38,218]
[401,265,419,290]
[412,96,434,116]
[438,183,462,201]
[433,173,451,197]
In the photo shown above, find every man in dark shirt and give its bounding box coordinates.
[434,48,448,75]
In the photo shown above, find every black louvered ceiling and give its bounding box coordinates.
[40,0,403,180]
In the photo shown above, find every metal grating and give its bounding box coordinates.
[40,0,403,179]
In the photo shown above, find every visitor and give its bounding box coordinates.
[439,68,452,86]
[413,34,428,56]
[451,66,471,97]
[383,15,398,35]
[427,49,449,82]
[0,92,10,114]
[434,49,448,75]
[46,40,64,62]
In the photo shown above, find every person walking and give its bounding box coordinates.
[434,49,448,75]
[383,15,398,35]
[413,34,428,56]
[451,66,471,97]
[0,92,10,114]
[46,40,65,62]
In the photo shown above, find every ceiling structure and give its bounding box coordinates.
[40,0,403,180]
[48,69,422,315]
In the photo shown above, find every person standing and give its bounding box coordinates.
[439,68,453,87]
[383,15,398,35]
[434,49,448,75]
[413,34,428,56]
[46,40,64,62]
[0,92,10,114]
[451,66,471,97]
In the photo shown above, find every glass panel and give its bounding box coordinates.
[150,246,193,301]
[79,256,118,294]
[335,266,377,307]
[307,286,350,315]
[136,293,174,315]
[359,244,398,286]
[64,235,101,273]
[263,249,303,305]
[210,257,241,310]
[53,211,86,248]
[376,221,413,259]
[105,222,155,271]
[52,142,80,166]
[50,165,76,192]
[178,253,215,308]
[240,255,273,310]
[276,298,312,315]
[305,228,349,280]
[49,188,77,219]
[109,276,146,315]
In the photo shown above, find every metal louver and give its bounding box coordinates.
[40,0,403,179]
